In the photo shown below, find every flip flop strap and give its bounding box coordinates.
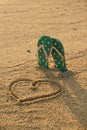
[50,46,64,61]
[38,44,64,62]
[38,45,48,60]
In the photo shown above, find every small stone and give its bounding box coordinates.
[27,50,31,53]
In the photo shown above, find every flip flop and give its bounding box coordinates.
[37,36,67,72]
[37,35,52,68]
[51,38,67,72]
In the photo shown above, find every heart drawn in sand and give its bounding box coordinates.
[9,79,63,103]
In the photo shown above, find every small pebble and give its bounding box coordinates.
[27,50,31,53]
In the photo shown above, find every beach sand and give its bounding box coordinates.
[0,0,87,130]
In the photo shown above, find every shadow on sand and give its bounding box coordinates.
[35,66,87,128]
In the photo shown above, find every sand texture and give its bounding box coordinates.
[0,0,87,130]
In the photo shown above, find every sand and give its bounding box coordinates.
[0,0,87,130]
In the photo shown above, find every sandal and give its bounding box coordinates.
[37,36,67,72]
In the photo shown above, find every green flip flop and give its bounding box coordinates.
[37,36,67,72]
[37,35,52,68]
[51,38,67,72]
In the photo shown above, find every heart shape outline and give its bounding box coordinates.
[9,78,63,104]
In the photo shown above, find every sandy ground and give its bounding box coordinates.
[0,0,87,130]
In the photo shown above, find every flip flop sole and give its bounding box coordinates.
[51,38,67,72]
[38,36,51,68]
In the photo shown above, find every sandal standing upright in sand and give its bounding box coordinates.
[37,36,52,68]
[51,38,67,72]
[37,35,67,72]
